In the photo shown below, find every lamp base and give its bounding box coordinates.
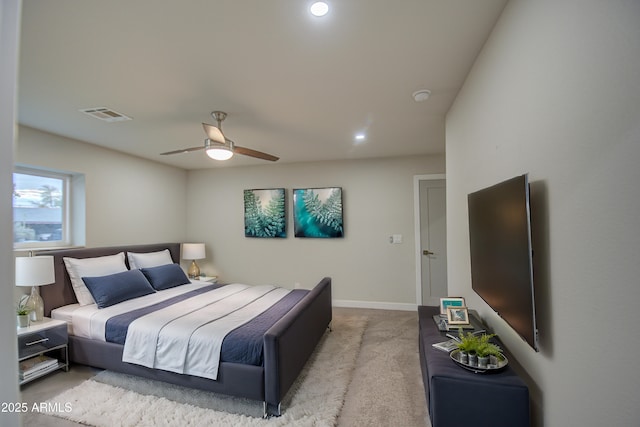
[26,286,44,322]
[188,260,200,279]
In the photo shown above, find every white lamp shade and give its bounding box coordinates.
[182,243,205,260]
[15,256,55,287]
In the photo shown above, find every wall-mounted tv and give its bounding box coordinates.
[467,174,539,351]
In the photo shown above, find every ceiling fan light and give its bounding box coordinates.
[206,147,233,160]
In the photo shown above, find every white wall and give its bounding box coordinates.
[14,126,444,309]
[187,155,444,307]
[446,1,640,426]
[15,125,188,246]
[1,1,23,425]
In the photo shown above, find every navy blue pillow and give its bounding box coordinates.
[141,263,190,291]
[82,269,156,308]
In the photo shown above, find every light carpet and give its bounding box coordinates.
[44,314,366,427]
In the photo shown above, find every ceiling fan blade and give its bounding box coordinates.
[234,145,279,161]
[160,146,205,155]
[202,123,225,144]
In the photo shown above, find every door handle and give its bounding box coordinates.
[423,250,434,256]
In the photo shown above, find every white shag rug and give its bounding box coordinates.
[44,315,366,427]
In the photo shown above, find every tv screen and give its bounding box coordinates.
[468,174,539,351]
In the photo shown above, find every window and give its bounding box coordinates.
[13,167,72,248]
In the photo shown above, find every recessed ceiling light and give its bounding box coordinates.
[310,2,329,17]
[412,89,431,102]
[355,133,366,141]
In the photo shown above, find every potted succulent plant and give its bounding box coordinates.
[475,333,503,368]
[17,300,31,328]
[457,330,503,368]
[456,330,480,365]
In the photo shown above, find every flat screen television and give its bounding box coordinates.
[467,174,539,351]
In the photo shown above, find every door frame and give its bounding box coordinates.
[413,174,447,306]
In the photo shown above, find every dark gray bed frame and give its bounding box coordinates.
[36,243,332,417]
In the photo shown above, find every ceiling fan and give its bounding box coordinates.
[160,111,279,161]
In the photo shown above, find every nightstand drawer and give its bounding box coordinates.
[18,323,67,360]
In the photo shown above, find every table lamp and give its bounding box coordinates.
[16,255,55,322]
[182,243,205,279]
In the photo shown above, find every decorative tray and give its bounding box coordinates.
[449,349,508,374]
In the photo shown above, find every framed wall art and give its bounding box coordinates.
[293,187,344,238]
[243,188,286,238]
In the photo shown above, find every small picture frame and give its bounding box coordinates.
[439,297,466,315]
[447,306,470,325]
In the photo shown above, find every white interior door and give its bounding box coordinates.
[417,178,447,305]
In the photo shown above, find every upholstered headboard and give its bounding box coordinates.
[35,243,181,316]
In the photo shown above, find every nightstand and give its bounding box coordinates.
[17,317,69,385]
[198,276,218,283]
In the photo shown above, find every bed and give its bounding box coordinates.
[36,243,332,417]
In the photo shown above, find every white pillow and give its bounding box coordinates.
[127,249,173,269]
[63,252,128,306]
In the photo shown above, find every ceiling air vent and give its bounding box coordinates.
[80,107,132,122]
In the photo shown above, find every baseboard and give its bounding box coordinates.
[333,299,417,312]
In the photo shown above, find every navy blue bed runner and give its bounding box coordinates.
[105,284,309,366]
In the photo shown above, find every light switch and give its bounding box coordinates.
[391,234,403,244]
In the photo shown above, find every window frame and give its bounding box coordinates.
[13,166,72,249]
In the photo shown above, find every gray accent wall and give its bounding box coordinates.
[187,155,444,307]
[1,1,22,425]
[15,126,445,308]
[445,1,640,426]
[15,125,188,247]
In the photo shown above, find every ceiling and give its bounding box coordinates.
[17,0,507,170]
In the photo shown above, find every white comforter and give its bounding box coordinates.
[61,281,215,340]
[122,283,291,380]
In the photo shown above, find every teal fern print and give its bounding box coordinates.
[294,188,343,238]
[244,189,286,238]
